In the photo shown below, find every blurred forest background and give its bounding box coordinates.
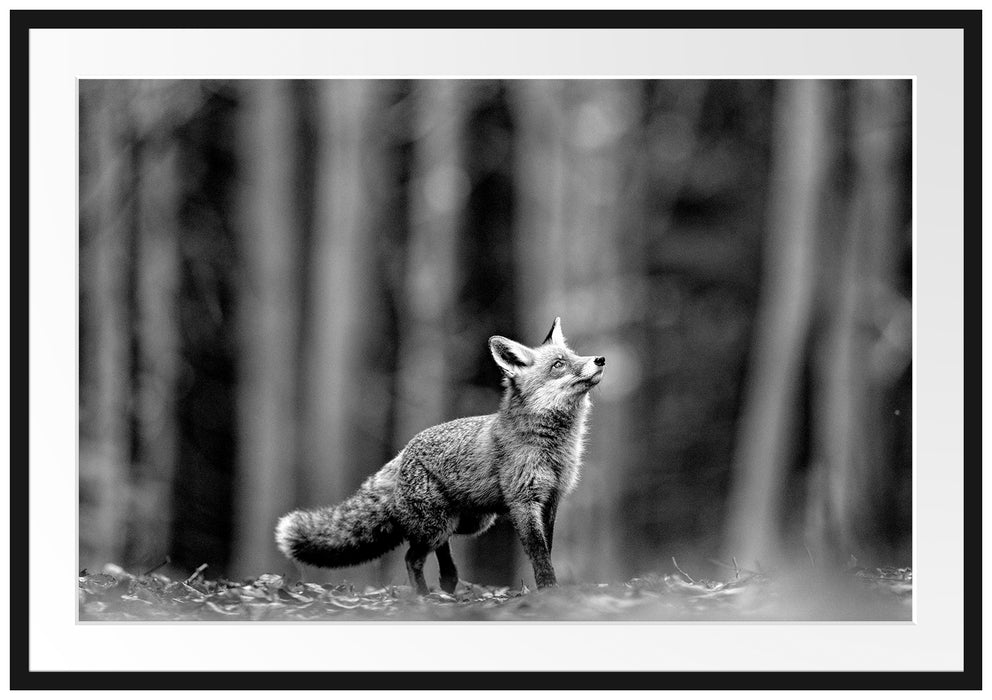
[78,79,912,588]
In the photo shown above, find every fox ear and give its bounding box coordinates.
[542,317,565,345]
[489,336,534,376]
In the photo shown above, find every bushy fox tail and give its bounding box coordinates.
[275,462,403,568]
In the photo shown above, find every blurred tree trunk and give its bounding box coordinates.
[395,81,467,440]
[123,81,183,569]
[389,81,469,585]
[512,80,640,583]
[278,80,402,588]
[299,81,384,513]
[79,83,132,568]
[724,81,832,569]
[806,81,912,566]
[511,81,568,328]
[232,81,303,576]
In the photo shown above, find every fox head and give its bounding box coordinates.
[489,317,606,414]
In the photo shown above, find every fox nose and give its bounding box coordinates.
[594,356,606,367]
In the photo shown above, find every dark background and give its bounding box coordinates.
[78,79,912,587]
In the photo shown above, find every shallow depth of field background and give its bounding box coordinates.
[78,79,912,590]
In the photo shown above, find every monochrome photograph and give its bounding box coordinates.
[77,77,913,622]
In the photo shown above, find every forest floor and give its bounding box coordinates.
[79,562,911,622]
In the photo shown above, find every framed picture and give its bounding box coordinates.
[9,7,981,691]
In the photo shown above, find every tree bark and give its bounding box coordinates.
[79,81,132,569]
[124,81,183,569]
[231,81,303,576]
[806,80,911,565]
[299,81,383,511]
[394,80,468,440]
[723,81,831,569]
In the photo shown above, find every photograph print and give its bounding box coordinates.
[78,78,913,622]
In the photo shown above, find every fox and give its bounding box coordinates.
[275,317,605,594]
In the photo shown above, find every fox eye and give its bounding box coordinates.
[551,360,564,370]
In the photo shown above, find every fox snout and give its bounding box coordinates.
[579,356,606,386]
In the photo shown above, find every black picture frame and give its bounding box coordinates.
[9,8,982,691]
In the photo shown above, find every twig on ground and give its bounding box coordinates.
[708,558,760,578]
[184,563,208,585]
[855,573,913,581]
[142,555,171,577]
[671,557,697,584]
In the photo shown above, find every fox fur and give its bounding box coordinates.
[275,317,605,594]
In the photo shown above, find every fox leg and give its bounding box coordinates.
[435,541,459,594]
[395,469,459,594]
[509,502,557,588]
[542,496,559,554]
[404,542,431,595]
